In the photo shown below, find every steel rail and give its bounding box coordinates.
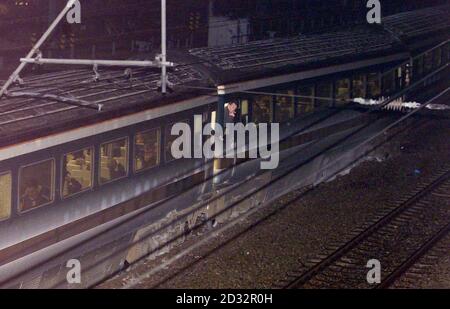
[284,169,450,289]
[376,222,450,289]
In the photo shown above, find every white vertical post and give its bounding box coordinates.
[0,0,77,98]
[161,0,167,94]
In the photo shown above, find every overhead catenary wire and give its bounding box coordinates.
[7,33,444,109]
[0,50,446,130]
[1,49,447,125]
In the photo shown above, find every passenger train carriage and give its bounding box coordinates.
[0,5,449,288]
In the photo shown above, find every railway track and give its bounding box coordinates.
[277,164,450,289]
[388,230,450,288]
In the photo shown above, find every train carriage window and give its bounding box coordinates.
[382,70,396,95]
[100,138,128,184]
[335,78,350,106]
[0,172,12,220]
[441,44,449,65]
[297,85,314,114]
[275,90,295,122]
[433,48,442,69]
[135,128,161,172]
[62,147,93,198]
[367,73,381,98]
[397,65,408,89]
[413,56,424,79]
[252,95,273,124]
[352,75,366,98]
[165,120,189,162]
[316,82,333,107]
[423,51,433,73]
[19,159,55,212]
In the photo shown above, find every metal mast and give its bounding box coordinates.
[161,0,168,94]
[0,0,77,98]
[0,0,174,99]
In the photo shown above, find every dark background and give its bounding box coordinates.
[0,0,447,77]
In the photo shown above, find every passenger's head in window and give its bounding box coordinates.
[224,101,238,125]
[63,170,83,196]
[107,157,126,179]
[136,143,157,170]
[111,147,122,158]
[21,178,49,210]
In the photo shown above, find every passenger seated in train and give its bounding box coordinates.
[100,139,128,183]
[63,148,93,197]
[62,171,83,197]
[107,157,126,180]
[20,178,50,210]
[135,143,158,171]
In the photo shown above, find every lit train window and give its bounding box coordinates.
[19,159,55,212]
[352,75,366,99]
[165,120,189,162]
[100,138,129,184]
[367,73,381,98]
[62,147,93,198]
[134,128,161,172]
[0,172,12,220]
[275,90,295,122]
[335,78,351,106]
[316,82,333,107]
[252,95,273,124]
[297,85,314,114]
